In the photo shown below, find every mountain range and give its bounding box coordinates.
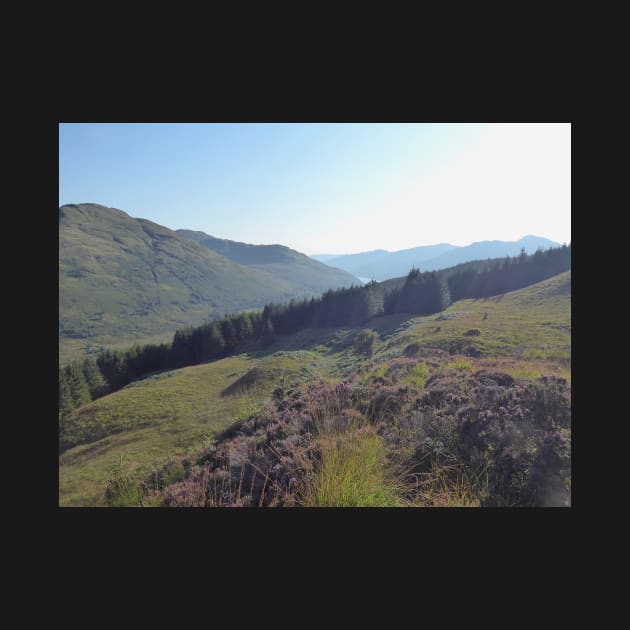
[312,235,561,281]
[59,203,357,363]
[175,229,355,293]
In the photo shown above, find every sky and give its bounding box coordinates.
[59,122,571,255]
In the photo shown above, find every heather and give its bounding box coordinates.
[154,357,570,507]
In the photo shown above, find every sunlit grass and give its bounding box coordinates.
[404,363,430,388]
[446,358,473,371]
[379,272,571,363]
[302,426,405,507]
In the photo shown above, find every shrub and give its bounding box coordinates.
[354,329,377,356]
[380,369,571,506]
[164,478,208,507]
[157,367,570,507]
[464,328,481,336]
[162,460,186,487]
[404,343,422,356]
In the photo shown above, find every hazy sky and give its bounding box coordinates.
[59,122,571,255]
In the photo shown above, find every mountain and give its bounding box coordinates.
[311,254,345,263]
[319,244,456,280]
[59,204,358,364]
[176,230,358,294]
[315,236,561,281]
[413,236,561,272]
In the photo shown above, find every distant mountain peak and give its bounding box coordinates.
[315,236,562,282]
[517,234,558,244]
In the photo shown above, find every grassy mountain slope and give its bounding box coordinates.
[59,271,570,506]
[60,204,355,364]
[318,235,560,281]
[176,229,359,294]
[59,352,328,506]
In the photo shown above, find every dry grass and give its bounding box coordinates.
[412,462,486,507]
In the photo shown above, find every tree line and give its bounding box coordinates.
[444,243,571,300]
[59,243,571,419]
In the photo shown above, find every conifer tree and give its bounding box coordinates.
[59,370,73,417]
[260,317,274,347]
[82,358,109,399]
[64,362,91,409]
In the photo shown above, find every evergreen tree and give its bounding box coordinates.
[220,317,237,350]
[81,358,109,399]
[233,312,254,340]
[201,322,225,361]
[59,370,73,417]
[63,362,91,409]
[97,349,130,389]
[260,317,274,347]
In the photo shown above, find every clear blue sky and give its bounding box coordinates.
[59,123,571,255]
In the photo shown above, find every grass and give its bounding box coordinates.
[370,362,390,379]
[405,363,430,388]
[302,425,405,507]
[104,453,144,507]
[61,271,571,506]
[446,358,473,371]
[377,271,571,363]
[471,357,571,382]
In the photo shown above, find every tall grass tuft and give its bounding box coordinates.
[104,453,143,507]
[405,363,430,388]
[446,358,473,371]
[302,424,405,507]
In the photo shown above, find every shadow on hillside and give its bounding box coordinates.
[239,313,419,361]
[221,367,264,397]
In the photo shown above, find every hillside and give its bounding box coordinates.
[176,229,358,295]
[59,204,357,364]
[315,235,560,281]
[59,271,571,507]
